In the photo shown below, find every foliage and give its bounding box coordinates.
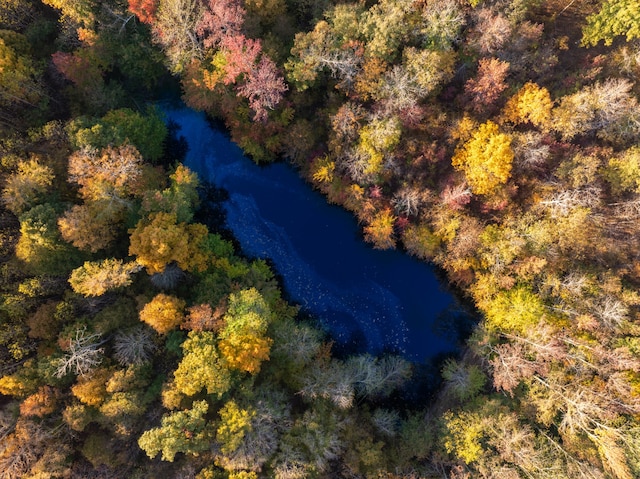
[129,212,209,274]
[138,400,215,461]
[582,0,640,46]
[139,293,185,335]
[68,259,139,296]
[451,121,514,195]
[173,330,232,396]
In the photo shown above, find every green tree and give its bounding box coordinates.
[16,204,81,274]
[0,30,45,116]
[582,0,640,46]
[138,400,215,461]
[67,108,168,162]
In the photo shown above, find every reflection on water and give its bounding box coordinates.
[165,107,470,362]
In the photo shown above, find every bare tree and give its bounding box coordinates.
[54,328,106,378]
[113,326,156,366]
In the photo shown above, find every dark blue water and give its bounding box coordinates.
[165,107,464,362]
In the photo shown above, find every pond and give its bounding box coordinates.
[164,107,470,363]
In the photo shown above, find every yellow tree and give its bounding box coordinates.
[69,259,140,297]
[501,82,553,131]
[139,293,185,335]
[364,208,396,250]
[218,288,273,375]
[452,120,513,195]
[2,156,53,215]
[128,212,209,274]
[58,202,121,252]
[173,331,233,396]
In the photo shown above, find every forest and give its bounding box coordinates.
[1,0,640,477]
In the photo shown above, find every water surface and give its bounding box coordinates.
[166,107,466,362]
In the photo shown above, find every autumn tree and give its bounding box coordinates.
[604,146,640,194]
[69,259,140,296]
[356,116,402,178]
[128,212,209,274]
[452,120,514,195]
[129,0,159,24]
[58,203,121,252]
[138,400,215,461]
[68,144,143,202]
[582,0,640,46]
[285,4,363,92]
[139,293,185,335]
[463,58,509,115]
[218,288,273,374]
[151,0,204,73]
[173,330,232,396]
[501,82,553,130]
[363,208,396,250]
[2,156,53,216]
[552,78,640,144]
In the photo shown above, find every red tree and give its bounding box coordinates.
[196,0,245,48]
[128,0,159,24]
[237,56,288,122]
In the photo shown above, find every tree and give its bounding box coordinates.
[173,331,232,396]
[604,146,640,194]
[58,202,121,253]
[128,212,209,274]
[71,367,112,406]
[0,30,44,113]
[113,326,157,365]
[552,78,640,144]
[501,82,553,130]
[152,0,204,73]
[69,259,140,296]
[54,327,106,378]
[451,120,514,195]
[67,108,168,162]
[356,116,402,177]
[218,288,273,374]
[463,58,509,115]
[359,0,414,61]
[582,0,640,46]
[140,164,200,223]
[139,293,185,335]
[441,359,486,401]
[16,204,80,274]
[285,5,363,92]
[483,286,547,334]
[217,400,255,456]
[364,209,396,250]
[196,0,245,49]
[2,156,53,216]
[237,56,288,122]
[138,400,215,461]
[68,144,143,202]
[129,0,159,24]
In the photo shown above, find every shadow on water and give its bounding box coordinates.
[161,106,478,376]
